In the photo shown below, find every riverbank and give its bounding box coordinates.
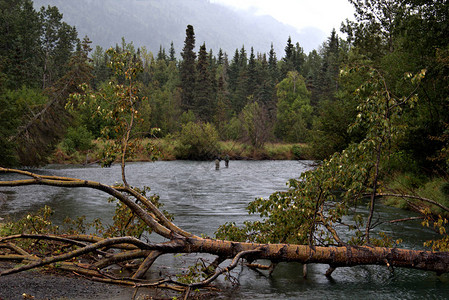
[50,138,309,165]
[0,262,182,300]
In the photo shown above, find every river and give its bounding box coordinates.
[1,160,448,299]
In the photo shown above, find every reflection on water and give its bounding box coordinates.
[1,161,448,299]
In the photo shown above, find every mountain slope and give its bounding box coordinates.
[33,0,326,56]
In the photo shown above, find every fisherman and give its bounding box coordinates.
[215,158,220,170]
[224,155,230,168]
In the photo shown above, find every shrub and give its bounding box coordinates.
[291,145,302,159]
[221,116,242,141]
[174,122,219,160]
[61,125,94,154]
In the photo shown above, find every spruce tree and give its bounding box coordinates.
[281,36,295,77]
[39,5,78,89]
[215,52,231,138]
[208,49,218,106]
[268,43,279,83]
[169,41,176,62]
[157,45,167,61]
[194,43,213,122]
[293,42,306,74]
[302,50,323,106]
[239,45,247,68]
[247,47,257,97]
[217,48,224,65]
[180,25,196,111]
[284,36,294,62]
[257,53,275,110]
[315,29,341,102]
[228,49,240,93]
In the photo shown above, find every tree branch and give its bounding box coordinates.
[188,249,262,288]
[377,193,449,213]
[0,237,181,276]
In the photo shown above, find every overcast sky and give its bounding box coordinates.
[210,0,355,36]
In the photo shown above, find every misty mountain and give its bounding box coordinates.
[32,0,327,57]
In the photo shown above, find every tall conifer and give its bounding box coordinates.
[247,47,257,97]
[180,25,196,111]
[169,41,176,62]
[194,43,213,121]
[268,43,279,83]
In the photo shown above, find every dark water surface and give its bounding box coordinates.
[1,161,448,299]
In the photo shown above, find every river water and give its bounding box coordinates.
[1,161,448,299]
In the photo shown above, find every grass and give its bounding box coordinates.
[218,141,307,160]
[383,172,449,216]
[50,138,308,164]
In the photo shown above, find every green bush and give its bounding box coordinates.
[174,122,219,160]
[221,116,242,141]
[291,145,302,159]
[61,126,94,154]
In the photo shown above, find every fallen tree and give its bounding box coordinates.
[0,166,449,298]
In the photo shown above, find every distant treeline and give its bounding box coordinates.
[85,25,343,145]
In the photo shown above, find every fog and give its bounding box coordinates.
[32,0,327,57]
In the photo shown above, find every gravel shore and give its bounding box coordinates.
[0,263,177,300]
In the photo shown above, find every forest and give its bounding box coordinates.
[1,0,449,298]
[0,0,349,166]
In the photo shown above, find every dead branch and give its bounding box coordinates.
[246,262,277,276]
[0,234,110,257]
[0,242,32,257]
[188,249,262,288]
[132,250,163,279]
[94,249,151,269]
[0,237,181,276]
[377,193,449,213]
[389,216,425,224]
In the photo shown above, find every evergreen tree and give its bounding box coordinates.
[169,41,176,62]
[228,48,240,94]
[180,25,196,111]
[91,45,110,88]
[341,0,405,60]
[293,42,306,74]
[194,43,214,122]
[0,72,20,166]
[284,36,294,62]
[0,0,42,89]
[217,48,224,65]
[39,5,78,89]
[239,45,247,68]
[214,54,232,138]
[208,49,218,106]
[16,37,93,166]
[302,50,323,106]
[281,36,295,77]
[256,53,276,111]
[315,29,342,102]
[246,47,257,97]
[157,45,167,61]
[268,43,279,83]
[231,46,249,113]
